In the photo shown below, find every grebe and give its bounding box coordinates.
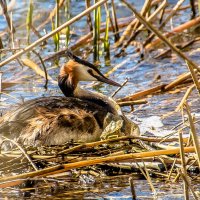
[0,51,139,147]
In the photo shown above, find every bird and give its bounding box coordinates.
[0,51,139,148]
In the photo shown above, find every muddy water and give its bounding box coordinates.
[0,0,200,199]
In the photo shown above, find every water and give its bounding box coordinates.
[0,0,200,199]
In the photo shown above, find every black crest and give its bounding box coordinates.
[65,50,104,76]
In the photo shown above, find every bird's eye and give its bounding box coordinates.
[87,69,93,74]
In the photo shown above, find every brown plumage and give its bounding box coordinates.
[0,51,139,148]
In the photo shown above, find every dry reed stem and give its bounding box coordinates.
[176,84,195,111]
[116,0,152,47]
[111,78,128,97]
[0,136,189,159]
[184,103,200,168]
[21,58,56,84]
[118,100,148,107]
[127,5,200,85]
[0,0,15,33]
[37,0,65,30]
[0,0,108,68]
[143,0,185,47]
[0,146,195,188]
[179,169,199,200]
[117,84,166,102]
[145,16,200,50]
[129,177,136,199]
[32,50,48,88]
[179,131,189,199]
[167,158,177,180]
[56,136,189,155]
[0,165,62,187]
[136,162,156,196]
[1,136,38,171]
[164,71,194,91]
[119,0,167,54]
[143,163,156,195]
[185,61,200,94]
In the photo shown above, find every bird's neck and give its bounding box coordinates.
[58,74,78,97]
[74,85,122,115]
[58,75,121,115]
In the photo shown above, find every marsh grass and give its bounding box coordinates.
[26,0,33,45]
[93,0,101,61]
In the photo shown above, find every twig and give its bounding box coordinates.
[111,78,128,97]
[32,50,48,89]
[118,99,148,107]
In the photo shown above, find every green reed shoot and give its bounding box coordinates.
[65,0,70,47]
[93,0,101,61]
[26,0,33,45]
[52,0,60,51]
[104,3,110,62]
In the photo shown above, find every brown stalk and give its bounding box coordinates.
[185,61,200,94]
[179,131,189,199]
[37,0,65,30]
[145,16,200,50]
[184,103,200,168]
[129,177,136,199]
[116,0,152,47]
[167,158,177,180]
[164,72,194,91]
[32,50,48,89]
[85,0,93,32]
[117,84,166,102]
[143,0,185,47]
[176,84,195,111]
[119,0,167,55]
[118,100,148,107]
[0,147,195,188]
[111,0,120,42]
[0,0,15,33]
[179,169,199,200]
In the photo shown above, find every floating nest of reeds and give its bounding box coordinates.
[0,134,199,199]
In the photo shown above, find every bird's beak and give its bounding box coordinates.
[95,74,121,87]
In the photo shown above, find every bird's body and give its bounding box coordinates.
[0,51,139,148]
